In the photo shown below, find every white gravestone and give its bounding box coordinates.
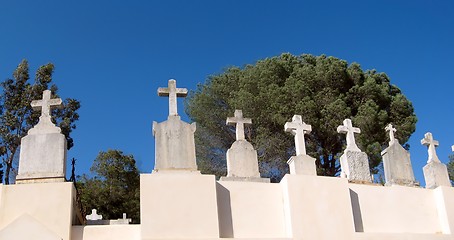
[16,90,67,183]
[221,110,269,182]
[381,124,417,186]
[421,132,451,189]
[284,115,316,175]
[152,79,198,173]
[337,119,371,182]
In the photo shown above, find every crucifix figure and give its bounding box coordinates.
[337,119,361,152]
[31,90,63,123]
[421,132,440,163]
[158,79,188,116]
[284,115,312,156]
[385,123,397,144]
[226,110,252,141]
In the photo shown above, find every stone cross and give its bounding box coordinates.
[337,119,361,152]
[452,145,454,152]
[226,110,252,141]
[86,209,102,220]
[421,132,440,163]
[158,79,188,116]
[31,90,62,119]
[385,123,397,144]
[284,115,312,156]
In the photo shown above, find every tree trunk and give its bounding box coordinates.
[4,152,15,185]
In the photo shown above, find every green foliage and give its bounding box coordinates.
[185,53,417,182]
[448,154,454,185]
[77,150,140,223]
[0,60,80,184]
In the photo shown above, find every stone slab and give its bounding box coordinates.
[71,225,141,240]
[423,161,451,189]
[225,140,261,178]
[340,150,372,183]
[287,154,316,175]
[0,214,62,240]
[381,142,417,186]
[220,176,270,183]
[140,173,220,239]
[16,132,67,183]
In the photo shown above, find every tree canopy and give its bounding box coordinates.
[448,153,454,185]
[0,60,80,184]
[185,53,417,182]
[77,149,141,223]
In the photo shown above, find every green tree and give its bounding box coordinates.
[0,60,80,184]
[77,150,141,223]
[448,153,454,185]
[185,53,417,182]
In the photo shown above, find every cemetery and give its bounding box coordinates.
[0,79,453,240]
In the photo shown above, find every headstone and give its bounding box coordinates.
[284,115,316,175]
[86,209,102,221]
[220,110,269,182]
[16,90,67,183]
[152,79,199,173]
[337,119,371,183]
[421,132,451,189]
[381,124,418,186]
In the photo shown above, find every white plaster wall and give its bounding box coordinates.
[349,184,441,234]
[217,181,286,238]
[71,225,140,240]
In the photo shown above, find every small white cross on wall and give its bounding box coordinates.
[226,110,252,141]
[284,115,312,156]
[337,119,361,152]
[157,79,188,116]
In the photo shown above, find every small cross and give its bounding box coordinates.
[226,110,252,141]
[421,132,440,163]
[86,209,103,221]
[31,90,62,119]
[284,115,312,156]
[337,119,361,151]
[158,79,188,116]
[385,123,397,144]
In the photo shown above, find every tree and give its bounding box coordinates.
[185,53,417,182]
[0,60,80,184]
[448,153,454,185]
[77,150,141,223]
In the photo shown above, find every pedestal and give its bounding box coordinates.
[382,143,417,186]
[340,150,372,183]
[287,154,317,175]
[423,161,451,189]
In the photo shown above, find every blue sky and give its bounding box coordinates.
[0,1,452,185]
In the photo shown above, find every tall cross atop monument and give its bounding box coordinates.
[421,132,440,163]
[385,123,397,144]
[226,110,252,141]
[284,115,312,156]
[337,118,361,152]
[31,90,63,120]
[158,79,188,116]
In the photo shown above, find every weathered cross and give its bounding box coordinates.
[86,209,103,221]
[421,132,440,163]
[337,118,361,152]
[226,110,252,141]
[31,90,62,119]
[284,115,312,156]
[385,123,397,144]
[158,79,188,116]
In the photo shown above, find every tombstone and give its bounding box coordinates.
[284,115,316,175]
[421,132,451,189]
[16,90,67,183]
[337,119,371,183]
[86,209,103,221]
[220,110,269,182]
[152,79,198,173]
[381,124,418,186]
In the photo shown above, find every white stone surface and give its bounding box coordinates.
[421,132,441,163]
[385,123,397,144]
[0,214,62,240]
[28,90,63,135]
[423,161,451,189]
[284,115,311,156]
[340,150,372,183]
[287,154,317,175]
[226,109,252,141]
[157,79,187,116]
[337,118,361,152]
[152,115,198,172]
[71,225,140,240]
[381,140,417,186]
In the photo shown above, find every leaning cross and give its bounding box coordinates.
[284,115,312,156]
[421,132,440,163]
[158,79,188,116]
[337,119,361,152]
[385,123,397,144]
[226,110,252,141]
[31,90,62,119]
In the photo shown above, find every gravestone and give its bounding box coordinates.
[152,79,198,173]
[337,119,371,183]
[284,115,316,175]
[221,110,269,182]
[16,90,67,183]
[381,124,417,186]
[86,209,103,221]
[421,132,451,189]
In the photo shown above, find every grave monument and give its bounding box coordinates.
[421,132,451,189]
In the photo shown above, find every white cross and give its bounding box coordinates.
[158,79,188,116]
[86,209,103,221]
[385,123,397,144]
[31,90,62,119]
[421,132,440,163]
[284,115,312,156]
[337,119,361,152]
[226,110,252,141]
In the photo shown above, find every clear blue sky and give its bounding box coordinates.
[0,1,452,185]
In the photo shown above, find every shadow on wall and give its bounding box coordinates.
[350,189,364,232]
[216,183,233,238]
